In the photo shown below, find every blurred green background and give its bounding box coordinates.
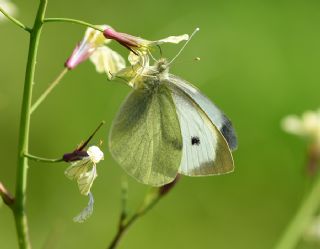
[1,0,320,248]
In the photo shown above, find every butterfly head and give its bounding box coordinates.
[156,58,169,74]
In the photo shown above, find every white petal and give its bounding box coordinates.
[83,25,111,47]
[302,111,320,135]
[281,115,303,135]
[137,34,189,47]
[64,159,91,181]
[87,146,104,163]
[116,53,151,88]
[128,52,140,65]
[90,46,126,79]
[73,192,95,223]
[77,165,97,196]
[155,34,189,45]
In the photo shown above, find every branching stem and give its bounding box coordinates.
[107,188,162,249]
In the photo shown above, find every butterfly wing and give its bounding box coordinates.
[168,74,237,151]
[109,84,183,186]
[167,79,234,176]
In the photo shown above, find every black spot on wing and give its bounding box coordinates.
[220,116,238,150]
[191,136,200,146]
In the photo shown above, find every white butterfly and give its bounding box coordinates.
[108,28,237,186]
[109,56,237,186]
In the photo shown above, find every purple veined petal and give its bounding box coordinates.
[103,28,139,48]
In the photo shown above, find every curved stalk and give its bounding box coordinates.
[24,154,62,163]
[0,7,31,32]
[44,18,104,31]
[13,1,48,248]
[30,68,68,114]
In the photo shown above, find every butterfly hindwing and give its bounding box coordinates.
[168,81,234,176]
[109,84,182,186]
[168,74,237,151]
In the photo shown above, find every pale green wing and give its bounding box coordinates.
[168,74,237,151]
[65,160,97,196]
[77,166,97,196]
[168,83,234,176]
[109,84,182,186]
[65,160,91,181]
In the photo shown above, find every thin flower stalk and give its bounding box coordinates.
[30,68,68,114]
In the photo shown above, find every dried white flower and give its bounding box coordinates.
[65,146,104,223]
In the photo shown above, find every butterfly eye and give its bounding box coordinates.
[191,136,200,146]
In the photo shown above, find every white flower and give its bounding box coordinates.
[65,146,104,195]
[65,146,103,223]
[103,27,189,55]
[281,109,320,143]
[103,28,189,86]
[0,0,17,22]
[65,25,125,79]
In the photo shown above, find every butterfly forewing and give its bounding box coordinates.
[109,84,183,186]
[167,83,234,176]
[168,74,237,151]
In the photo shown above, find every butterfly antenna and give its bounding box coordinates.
[148,50,159,63]
[168,27,200,65]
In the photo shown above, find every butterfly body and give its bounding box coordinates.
[109,58,237,186]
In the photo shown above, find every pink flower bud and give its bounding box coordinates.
[65,42,93,70]
[65,26,110,70]
[103,28,142,55]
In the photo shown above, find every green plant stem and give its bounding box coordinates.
[274,173,320,249]
[44,18,104,31]
[107,191,161,249]
[24,154,62,163]
[13,1,47,249]
[0,7,31,32]
[30,68,68,114]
